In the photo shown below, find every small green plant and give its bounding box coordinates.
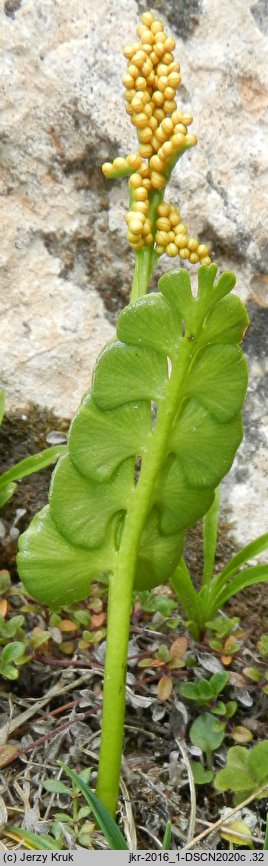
[40,768,97,849]
[10,764,172,851]
[190,712,226,763]
[206,614,244,663]
[16,10,268,821]
[171,495,268,639]
[258,635,268,655]
[214,742,268,804]
[136,590,178,618]
[0,389,66,507]
[187,691,239,785]
[0,611,24,642]
[0,641,27,680]
[179,671,230,710]
[0,574,107,679]
[243,633,268,697]
[58,764,129,850]
[206,615,241,641]
[190,761,215,786]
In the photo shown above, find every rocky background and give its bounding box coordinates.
[0,0,267,548]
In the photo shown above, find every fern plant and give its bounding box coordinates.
[17,263,249,814]
[16,10,266,818]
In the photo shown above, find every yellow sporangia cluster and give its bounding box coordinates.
[102,11,211,264]
[122,13,194,162]
[155,202,211,264]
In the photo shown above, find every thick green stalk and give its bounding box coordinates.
[131,247,155,301]
[96,339,194,815]
[95,559,135,816]
[130,188,163,301]
[202,486,220,589]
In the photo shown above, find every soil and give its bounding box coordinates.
[0,408,267,851]
[0,405,69,573]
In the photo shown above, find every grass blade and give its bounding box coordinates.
[217,533,268,583]
[7,827,62,849]
[0,482,16,508]
[162,819,172,850]
[171,559,200,622]
[0,445,66,491]
[59,762,129,849]
[212,564,268,610]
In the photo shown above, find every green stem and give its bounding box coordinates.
[130,188,163,301]
[96,339,194,815]
[97,187,165,814]
[128,145,197,304]
[95,542,136,816]
[202,486,220,589]
[97,185,166,814]
[131,247,155,301]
